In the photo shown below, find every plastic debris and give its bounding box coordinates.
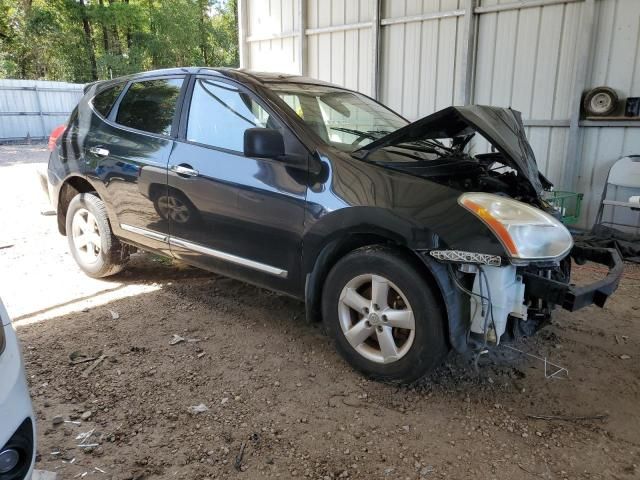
[188,403,209,414]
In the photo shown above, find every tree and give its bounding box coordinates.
[78,0,98,80]
[0,0,239,82]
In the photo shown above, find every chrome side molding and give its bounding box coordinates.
[169,237,287,278]
[119,223,288,278]
[120,223,168,242]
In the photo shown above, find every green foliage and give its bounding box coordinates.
[0,0,239,82]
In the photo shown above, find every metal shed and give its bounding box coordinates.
[0,79,84,143]
[238,0,640,228]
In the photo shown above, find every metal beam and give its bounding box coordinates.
[237,0,249,68]
[580,119,640,128]
[371,0,381,99]
[0,136,48,143]
[506,119,640,127]
[563,0,596,191]
[0,86,82,93]
[297,0,307,76]
[33,85,47,136]
[246,31,298,42]
[0,112,71,116]
[380,9,465,27]
[474,0,583,15]
[305,22,372,36]
[458,0,477,105]
[523,119,570,127]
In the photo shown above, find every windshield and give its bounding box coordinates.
[267,83,408,152]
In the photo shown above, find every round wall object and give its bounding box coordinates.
[583,86,618,116]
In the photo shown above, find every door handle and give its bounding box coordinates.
[170,164,199,177]
[89,146,110,157]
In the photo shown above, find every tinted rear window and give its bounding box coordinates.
[92,83,124,117]
[115,78,184,135]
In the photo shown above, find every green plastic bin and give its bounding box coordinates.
[543,190,584,225]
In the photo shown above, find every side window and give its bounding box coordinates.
[187,78,278,152]
[115,78,183,135]
[92,83,124,118]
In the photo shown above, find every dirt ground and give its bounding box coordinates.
[1,144,639,480]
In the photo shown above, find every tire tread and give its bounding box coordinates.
[322,245,449,384]
[66,192,128,278]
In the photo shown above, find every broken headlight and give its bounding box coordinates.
[458,192,573,260]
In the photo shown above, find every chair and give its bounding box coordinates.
[593,155,640,234]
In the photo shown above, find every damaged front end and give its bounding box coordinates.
[426,244,623,349]
[352,105,554,205]
[355,105,624,349]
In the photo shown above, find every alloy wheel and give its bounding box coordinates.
[71,208,102,264]
[338,274,415,364]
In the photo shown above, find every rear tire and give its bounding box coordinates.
[66,192,128,278]
[322,246,449,384]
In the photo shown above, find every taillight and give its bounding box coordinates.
[48,124,67,151]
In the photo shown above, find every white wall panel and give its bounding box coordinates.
[243,0,640,228]
[435,1,461,110]
[472,1,588,191]
[247,0,300,73]
[380,0,463,119]
[576,0,640,227]
[306,0,374,95]
[380,0,406,113]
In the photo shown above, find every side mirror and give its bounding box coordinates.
[244,128,285,159]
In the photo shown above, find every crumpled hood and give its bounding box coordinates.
[353,105,551,195]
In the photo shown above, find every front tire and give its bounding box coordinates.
[66,192,128,278]
[322,246,449,384]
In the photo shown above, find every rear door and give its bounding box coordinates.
[166,76,309,295]
[84,76,186,253]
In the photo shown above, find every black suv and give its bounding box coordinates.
[47,68,622,383]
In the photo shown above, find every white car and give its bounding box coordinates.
[0,298,36,479]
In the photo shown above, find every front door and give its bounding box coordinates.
[84,76,185,253]
[166,76,308,295]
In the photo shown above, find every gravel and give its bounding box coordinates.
[2,145,639,479]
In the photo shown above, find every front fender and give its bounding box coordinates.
[302,206,435,276]
[416,253,469,353]
[301,209,470,352]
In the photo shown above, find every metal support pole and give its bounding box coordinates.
[563,0,596,191]
[298,0,307,75]
[33,85,48,138]
[237,0,249,68]
[459,0,477,105]
[371,0,381,99]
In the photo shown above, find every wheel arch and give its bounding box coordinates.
[303,210,469,353]
[305,232,469,353]
[56,175,101,235]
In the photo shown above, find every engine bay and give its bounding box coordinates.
[368,141,549,207]
[352,105,554,206]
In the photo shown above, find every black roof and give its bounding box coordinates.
[104,67,336,88]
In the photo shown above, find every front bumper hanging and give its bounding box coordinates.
[521,245,624,312]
